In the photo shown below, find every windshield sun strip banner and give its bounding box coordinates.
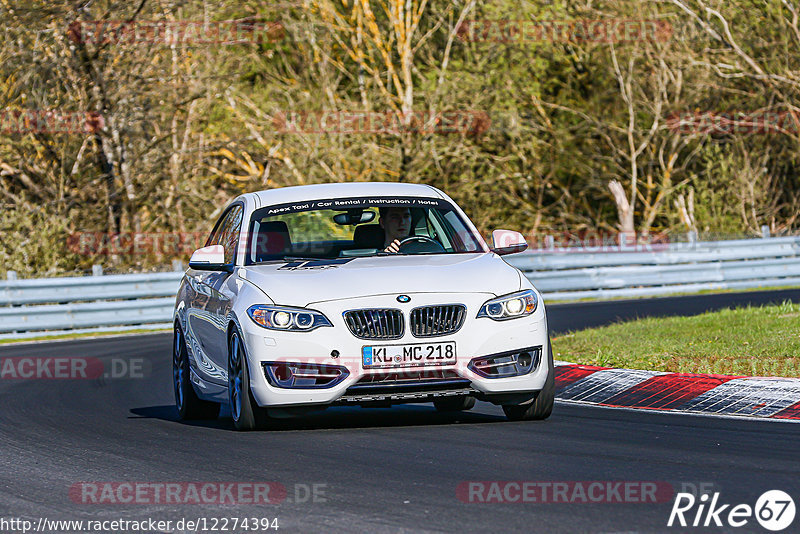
[255,196,451,217]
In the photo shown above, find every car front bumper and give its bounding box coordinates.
[240,292,550,408]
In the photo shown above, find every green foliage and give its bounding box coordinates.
[0,0,799,275]
[0,206,74,277]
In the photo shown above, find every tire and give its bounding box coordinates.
[228,328,270,431]
[502,337,555,421]
[433,395,476,412]
[173,324,220,421]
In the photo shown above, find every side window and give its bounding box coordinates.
[206,209,230,247]
[206,217,224,247]
[206,204,244,264]
[218,205,244,264]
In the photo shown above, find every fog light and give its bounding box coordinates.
[468,347,542,378]
[515,351,533,374]
[262,361,349,389]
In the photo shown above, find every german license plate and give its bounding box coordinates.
[362,341,456,368]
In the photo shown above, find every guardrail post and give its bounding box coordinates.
[761,225,770,238]
[6,271,17,281]
[92,264,103,276]
[172,260,184,272]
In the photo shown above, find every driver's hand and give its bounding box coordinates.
[384,239,401,253]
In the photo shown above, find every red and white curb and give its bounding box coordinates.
[553,362,800,420]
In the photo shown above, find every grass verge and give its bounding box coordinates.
[552,301,800,378]
[546,284,800,304]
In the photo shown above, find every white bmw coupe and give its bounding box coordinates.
[173,182,554,430]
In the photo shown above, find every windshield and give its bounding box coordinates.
[244,196,485,264]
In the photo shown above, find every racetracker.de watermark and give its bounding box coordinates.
[456,19,673,43]
[271,110,491,136]
[67,20,285,45]
[667,111,800,135]
[67,232,208,256]
[0,110,103,135]
[68,482,327,504]
[70,482,285,505]
[527,231,670,253]
[0,357,147,380]
[457,481,675,503]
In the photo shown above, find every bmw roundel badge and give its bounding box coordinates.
[397,295,411,303]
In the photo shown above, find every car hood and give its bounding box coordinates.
[239,253,523,307]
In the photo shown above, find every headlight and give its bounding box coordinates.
[247,305,332,332]
[477,290,537,321]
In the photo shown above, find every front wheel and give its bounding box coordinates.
[502,338,555,421]
[173,324,220,421]
[228,328,269,431]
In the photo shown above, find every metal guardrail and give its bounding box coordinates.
[1,236,799,337]
[0,271,183,306]
[505,235,800,301]
[0,298,175,333]
[0,268,182,337]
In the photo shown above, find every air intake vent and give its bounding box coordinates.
[357,369,461,385]
[344,309,404,340]
[410,304,466,338]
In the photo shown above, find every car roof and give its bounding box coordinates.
[247,182,445,208]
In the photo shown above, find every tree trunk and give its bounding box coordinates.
[608,179,635,234]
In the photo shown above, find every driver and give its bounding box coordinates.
[379,206,411,253]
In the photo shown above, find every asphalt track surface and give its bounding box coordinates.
[1,290,799,533]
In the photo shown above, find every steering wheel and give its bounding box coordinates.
[396,236,445,254]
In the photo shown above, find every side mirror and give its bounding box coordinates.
[188,245,233,272]
[491,229,528,256]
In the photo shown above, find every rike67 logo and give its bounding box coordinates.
[668,490,795,531]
